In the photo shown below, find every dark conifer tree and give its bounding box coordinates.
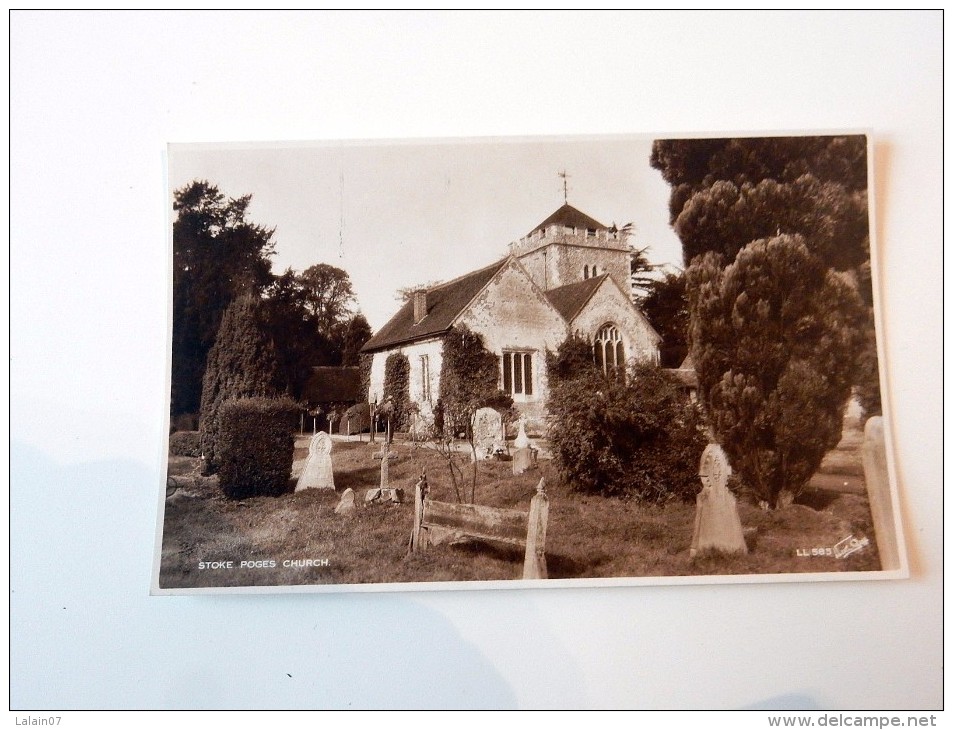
[199,293,285,472]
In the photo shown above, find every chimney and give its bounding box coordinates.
[413,289,428,324]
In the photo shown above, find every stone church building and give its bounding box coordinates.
[360,203,661,429]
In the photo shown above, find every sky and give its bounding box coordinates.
[169,135,684,331]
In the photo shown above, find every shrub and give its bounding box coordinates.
[439,325,508,438]
[546,332,598,387]
[686,237,865,507]
[547,359,708,502]
[382,352,412,431]
[169,430,202,457]
[199,294,285,473]
[217,397,298,499]
[344,402,371,433]
[358,353,373,402]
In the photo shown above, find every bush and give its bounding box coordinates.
[199,294,285,473]
[217,397,298,499]
[547,360,708,502]
[686,237,865,507]
[169,430,202,457]
[344,402,371,433]
[439,325,507,438]
[382,352,412,431]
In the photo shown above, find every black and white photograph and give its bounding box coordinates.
[13,10,940,712]
[154,133,906,593]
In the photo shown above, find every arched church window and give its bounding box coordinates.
[592,265,598,277]
[583,265,589,279]
[594,324,625,375]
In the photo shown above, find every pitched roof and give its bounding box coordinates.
[361,259,509,353]
[667,353,698,389]
[302,366,362,405]
[544,275,606,322]
[528,203,609,236]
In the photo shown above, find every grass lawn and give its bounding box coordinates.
[159,433,882,589]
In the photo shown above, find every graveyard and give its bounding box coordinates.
[159,421,883,589]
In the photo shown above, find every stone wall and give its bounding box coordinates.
[517,242,630,292]
[367,337,444,423]
[458,259,568,428]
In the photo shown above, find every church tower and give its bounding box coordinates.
[508,203,632,294]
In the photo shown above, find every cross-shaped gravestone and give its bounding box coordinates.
[690,443,747,557]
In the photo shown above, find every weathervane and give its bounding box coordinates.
[558,170,570,203]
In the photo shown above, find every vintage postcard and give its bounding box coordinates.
[152,132,907,594]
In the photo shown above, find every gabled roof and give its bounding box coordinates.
[528,203,609,237]
[302,366,362,405]
[544,275,606,322]
[361,259,509,353]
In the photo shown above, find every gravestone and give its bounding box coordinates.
[295,431,334,492]
[690,443,747,557]
[512,448,534,475]
[334,488,356,515]
[862,416,901,571]
[472,407,502,460]
[379,441,390,488]
[514,416,531,449]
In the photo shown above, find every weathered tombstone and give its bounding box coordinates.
[523,478,549,579]
[862,416,901,571]
[690,443,747,557]
[334,488,356,515]
[472,407,502,460]
[295,431,335,492]
[514,416,531,449]
[512,448,534,475]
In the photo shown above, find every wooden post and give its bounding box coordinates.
[522,478,549,579]
[299,412,304,434]
[369,401,376,444]
[380,439,389,489]
[862,416,901,571]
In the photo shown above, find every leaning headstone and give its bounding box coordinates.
[295,431,335,492]
[472,407,502,460]
[334,488,356,515]
[862,416,901,571]
[690,443,747,557]
[512,447,534,475]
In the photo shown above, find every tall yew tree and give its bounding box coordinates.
[687,237,864,507]
[199,293,285,472]
[652,135,875,506]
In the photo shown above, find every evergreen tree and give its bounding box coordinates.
[199,293,285,472]
[686,236,865,507]
[652,135,879,506]
[341,313,373,367]
[641,272,690,368]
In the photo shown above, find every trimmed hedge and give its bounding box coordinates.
[217,397,298,499]
[169,430,202,457]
